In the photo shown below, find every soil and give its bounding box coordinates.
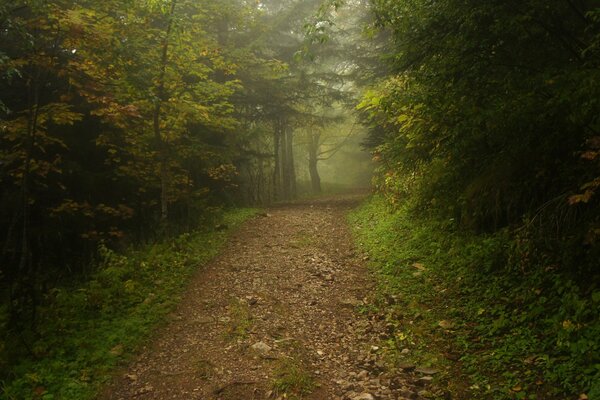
[98,194,430,400]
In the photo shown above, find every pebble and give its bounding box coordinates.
[250,341,271,353]
[416,367,439,375]
[352,393,375,400]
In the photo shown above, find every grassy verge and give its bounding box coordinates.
[349,195,599,400]
[0,208,258,400]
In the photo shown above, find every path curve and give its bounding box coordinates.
[99,194,427,400]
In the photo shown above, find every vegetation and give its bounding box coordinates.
[341,0,600,398]
[0,208,256,399]
[351,195,599,399]
[271,357,315,399]
[2,0,599,399]
[0,1,356,397]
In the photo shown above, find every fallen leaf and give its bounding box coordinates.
[438,320,454,329]
[110,344,124,356]
[413,262,426,271]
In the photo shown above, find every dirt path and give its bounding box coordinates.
[99,195,428,400]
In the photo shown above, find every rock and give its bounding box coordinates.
[250,341,271,353]
[125,373,138,382]
[136,384,153,395]
[416,376,434,386]
[340,298,361,308]
[357,369,369,379]
[245,296,258,305]
[337,379,354,390]
[398,363,416,372]
[352,393,375,400]
[415,367,439,375]
[401,348,410,354]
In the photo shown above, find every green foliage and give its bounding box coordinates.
[350,195,599,399]
[360,0,600,235]
[353,1,600,395]
[0,208,257,400]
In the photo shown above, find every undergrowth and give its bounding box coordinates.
[271,357,315,399]
[0,208,258,400]
[349,195,599,400]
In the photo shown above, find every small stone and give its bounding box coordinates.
[415,367,439,375]
[357,370,369,379]
[398,363,416,372]
[125,373,138,382]
[352,393,375,400]
[251,341,271,353]
[401,348,410,354]
[245,296,258,305]
[137,384,153,395]
[341,298,361,308]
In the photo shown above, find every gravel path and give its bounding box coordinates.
[98,195,430,400]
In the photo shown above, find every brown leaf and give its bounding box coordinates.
[438,320,454,329]
[413,262,426,271]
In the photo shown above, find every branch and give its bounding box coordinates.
[316,121,359,160]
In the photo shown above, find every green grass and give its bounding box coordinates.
[0,208,258,400]
[271,358,315,399]
[349,195,599,400]
[224,298,253,341]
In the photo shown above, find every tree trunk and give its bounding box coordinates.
[285,126,297,198]
[18,80,40,278]
[153,0,178,224]
[281,124,290,200]
[308,151,321,194]
[308,132,322,194]
[272,125,281,201]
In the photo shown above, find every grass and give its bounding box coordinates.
[271,357,315,399]
[348,195,599,400]
[224,298,253,341]
[0,208,258,400]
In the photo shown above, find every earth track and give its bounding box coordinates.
[99,194,429,400]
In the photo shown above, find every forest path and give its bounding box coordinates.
[99,194,425,400]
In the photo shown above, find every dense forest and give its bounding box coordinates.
[1,0,599,399]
